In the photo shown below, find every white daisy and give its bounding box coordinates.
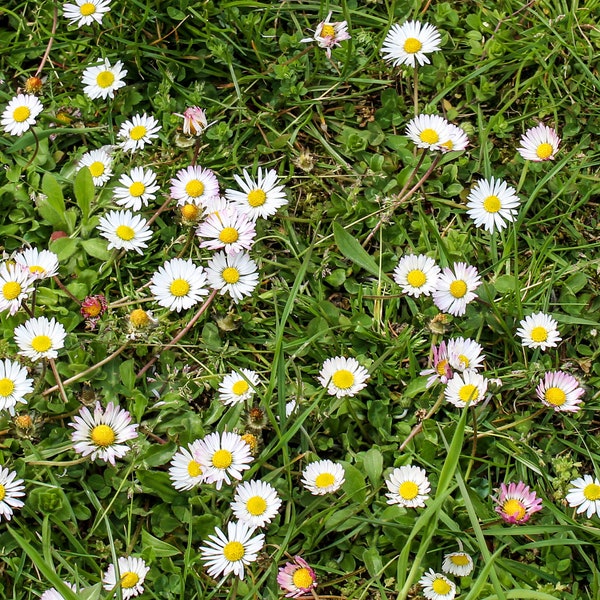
[418,568,456,600]
[170,165,220,206]
[566,474,600,518]
[393,254,440,298]
[420,341,453,388]
[82,58,127,100]
[466,177,520,233]
[102,556,149,600]
[195,431,253,490]
[200,520,265,580]
[149,257,209,312]
[446,337,485,372]
[113,167,159,210]
[175,106,210,136]
[78,148,113,186]
[0,262,34,315]
[0,358,33,415]
[381,20,442,68]
[405,114,452,151]
[231,479,282,528]
[196,207,257,255]
[69,401,138,466]
[442,551,474,577]
[14,247,59,279]
[97,209,153,254]
[301,459,345,495]
[169,441,206,491]
[317,356,369,398]
[440,123,469,152]
[536,371,584,413]
[444,371,488,408]
[202,195,230,215]
[14,316,67,361]
[516,312,561,351]
[517,124,560,162]
[118,113,161,152]
[40,582,77,600]
[385,465,430,508]
[0,467,25,522]
[225,167,288,221]
[1,93,44,136]
[205,251,259,303]
[63,0,111,27]
[432,262,481,317]
[300,11,351,58]
[218,368,260,406]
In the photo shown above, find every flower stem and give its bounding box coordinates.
[53,276,82,304]
[48,358,69,404]
[399,390,445,452]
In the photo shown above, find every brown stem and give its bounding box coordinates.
[146,195,173,228]
[53,276,82,304]
[48,358,69,404]
[399,390,444,452]
[35,4,58,77]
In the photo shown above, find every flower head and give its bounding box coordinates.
[277,556,318,598]
[566,474,600,518]
[301,459,345,495]
[81,294,108,329]
[1,93,44,136]
[441,123,469,152]
[14,316,67,361]
[317,356,369,398]
[393,254,440,298]
[118,113,161,152]
[432,262,481,317]
[40,583,77,600]
[0,467,25,522]
[536,371,584,412]
[442,551,474,577]
[14,247,59,280]
[418,569,456,600]
[176,106,210,136]
[232,479,282,528]
[516,312,561,351]
[206,251,259,303]
[0,262,34,315]
[102,556,149,599]
[168,441,206,491]
[300,11,351,58]
[445,371,488,408]
[466,177,521,233]
[0,358,33,415]
[218,368,260,406]
[494,481,542,524]
[381,20,442,67]
[113,167,159,211]
[63,0,111,27]
[97,210,153,254]
[420,340,453,388]
[405,114,451,151]
[446,337,485,372]
[385,465,430,508]
[82,58,127,100]
[78,148,113,186]
[170,165,220,207]
[518,124,560,162]
[196,207,256,255]
[149,257,208,312]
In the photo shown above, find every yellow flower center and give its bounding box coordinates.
[457,354,469,367]
[187,460,202,477]
[170,278,190,297]
[440,140,454,150]
[129,309,150,327]
[544,387,566,406]
[222,267,240,284]
[219,227,239,244]
[292,568,315,589]
[246,495,267,516]
[90,424,116,447]
[181,203,200,221]
[331,369,354,389]
[483,195,501,213]
[315,472,335,488]
[583,483,600,501]
[406,269,426,288]
[129,125,147,141]
[399,480,419,500]
[241,433,258,453]
[419,128,439,144]
[15,414,32,429]
[450,553,470,566]
[96,71,115,89]
[232,380,249,395]
[536,142,553,159]
[0,378,15,398]
[80,2,96,16]
[13,106,31,123]
[403,37,423,54]
[458,383,479,404]
[116,225,135,241]
[88,161,105,178]
[31,335,52,353]
[185,180,204,198]
[432,578,452,595]
[3,281,22,301]
[436,359,449,376]
[502,498,526,521]
[530,326,548,343]
[29,266,45,274]
[0,484,5,502]
[449,279,467,298]
[320,24,336,37]
[129,182,146,197]
[212,449,233,469]
[248,189,267,207]
[120,572,139,589]
[223,541,245,562]
[84,302,102,317]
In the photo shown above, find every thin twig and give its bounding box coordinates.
[35,4,58,77]
[48,358,69,404]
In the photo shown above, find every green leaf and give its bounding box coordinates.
[80,238,112,260]
[77,584,102,600]
[74,167,95,222]
[119,359,136,392]
[362,546,383,578]
[141,530,181,559]
[341,461,367,504]
[362,448,383,487]
[41,172,66,214]
[49,236,79,261]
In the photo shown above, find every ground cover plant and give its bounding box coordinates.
[0,0,600,598]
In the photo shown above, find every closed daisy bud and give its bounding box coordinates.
[175,106,210,136]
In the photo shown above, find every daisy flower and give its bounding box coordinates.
[70,401,138,466]
[0,358,33,415]
[518,124,560,162]
[200,520,265,580]
[516,311,561,351]
[225,167,288,221]
[0,467,25,522]
[300,11,351,58]
[78,148,113,186]
[405,114,452,151]
[393,253,440,298]
[14,247,59,279]
[63,0,111,27]
[102,556,149,599]
[432,262,481,317]
[195,431,253,490]
[442,551,474,577]
[381,20,442,68]
[149,257,208,312]
[231,479,282,528]
[536,371,584,412]
[218,368,260,406]
[494,481,542,524]
[196,207,256,255]
[418,569,456,600]
[301,459,345,495]
[40,583,77,600]
[0,262,34,315]
[168,441,206,491]
[113,167,159,211]
[170,165,220,206]
[81,58,127,100]
[445,371,488,408]
[97,210,153,254]
[1,93,44,136]
[317,356,369,398]
[385,465,430,508]
[447,337,485,372]
[440,123,469,152]
[14,316,67,361]
[118,113,161,152]
[175,106,210,136]
[566,474,600,518]
[205,251,259,303]
[466,177,521,233]
[277,556,318,598]
[420,341,453,388]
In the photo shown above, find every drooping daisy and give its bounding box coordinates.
[0,262,34,315]
[494,481,542,524]
[205,251,259,303]
[118,113,161,152]
[420,341,453,388]
[195,431,253,490]
[277,556,318,598]
[149,257,208,312]
[0,358,33,415]
[81,58,127,100]
[102,556,149,600]
[517,124,560,162]
[566,474,600,518]
[40,582,77,600]
[231,479,282,528]
[536,371,584,413]
[225,167,288,221]
[300,11,351,58]
[196,207,256,255]
[14,316,67,361]
[442,551,474,577]
[418,569,456,600]
[432,262,481,317]
[70,401,138,466]
[1,93,44,136]
[63,0,111,27]
[175,106,210,136]
[0,467,25,522]
[170,165,220,206]
[393,253,440,298]
[466,177,521,233]
[445,371,488,408]
[97,210,153,254]
[440,123,469,152]
[405,114,452,151]
[317,356,369,398]
[80,294,108,329]
[168,441,206,491]
[113,167,159,211]
[200,520,265,580]
[301,459,345,495]
[385,465,430,508]
[516,312,561,351]
[78,148,113,186]
[447,337,485,372]
[218,368,260,406]
[14,247,59,279]
[381,20,442,68]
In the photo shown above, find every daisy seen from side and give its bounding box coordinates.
[149,257,208,312]
[0,358,33,415]
[14,247,59,279]
[432,262,481,317]
[566,474,600,518]
[516,311,561,351]
[301,459,345,495]
[317,356,369,398]
[206,251,259,303]
[0,262,34,315]
[445,371,488,408]
[536,371,584,413]
[420,340,453,388]
[40,583,77,600]
[440,123,469,152]
[113,167,159,210]
[97,210,153,254]
[466,177,521,233]
[381,20,442,68]
[102,556,149,600]
[118,113,161,152]
[232,479,282,528]
[0,467,25,522]
[385,465,430,508]
[218,368,260,406]
[14,316,67,361]
[518,124,560,162]
[1,93,44,136]
[419,569,456,600]
[168,441,206,491]
[277,556,318,598]
[196,207,256,255]
[405,114,452,151]
[81,58,127,100]
[63,0,111,27]
[176,106,210,136]
[447,337,485,372]
[300,11,351,58]
[494,481,542,524]
[170,165,219,206]
[442,551,474,577]
[393,253,440,298]
[78,148,113,186]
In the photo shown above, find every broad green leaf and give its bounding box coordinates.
[80,238,112,260]
[362,447,383,486]
[41,172,66,214]
[74,167,95,222]
[141,530,181,559]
